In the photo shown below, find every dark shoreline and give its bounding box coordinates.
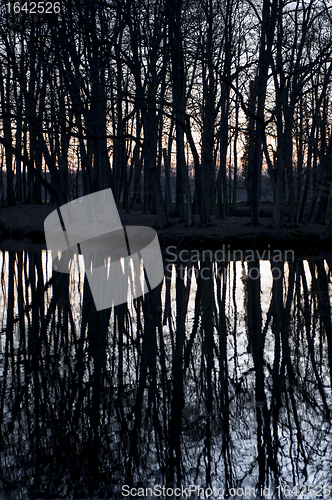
[0,203,331,255]
[0,228,328,257]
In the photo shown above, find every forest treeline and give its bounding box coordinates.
[0,0,332,228]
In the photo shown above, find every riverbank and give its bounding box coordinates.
[0,203,330,254]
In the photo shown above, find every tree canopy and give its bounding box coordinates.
[0,0,332,228]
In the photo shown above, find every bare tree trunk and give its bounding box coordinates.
[167,0,193,225]
[315,135,332,224]
[232,83,239,214]
[200,2,217,223]
[185,116,208,226]
[0,64,15,205]
[163,148,172,215]
[217,0,232,219]
[250,0,277,225]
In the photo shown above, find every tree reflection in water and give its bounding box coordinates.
[0,249,332,498]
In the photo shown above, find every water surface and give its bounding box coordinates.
[0,248,332,499]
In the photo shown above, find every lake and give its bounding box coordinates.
[0,246,332,499]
